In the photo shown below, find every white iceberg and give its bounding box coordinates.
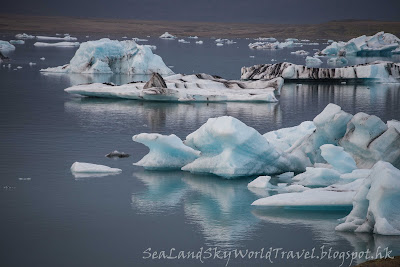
[0,41,16,52]
[36,35,78,41]
[263,121,316,151]
[291,50,309,56]
[15,33,35,39]
[247,176,272,188]
[254,37,276,42]
[159,32,176,39]
[65,73,283,102]
[248,41,295,50]
[336,161,400,235]
[188,36,198,39]
[70,162,122,173]
[40,38,173,75]
[178,39,189,43]
[195,40,203,44]
[252,180,361,209]
[132,133,200,170]
[34,42,80,47]
[293,167,341,187]
[321,32,400,56]
[10,40,25,45]
[241,61,400,83]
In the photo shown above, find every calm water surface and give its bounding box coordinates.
[0,34,400,266]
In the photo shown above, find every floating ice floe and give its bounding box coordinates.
[285,38,299,42]
[10,40,25,45]
[195,40,203,44]
[241,61,400,83]
[15,33,35,39]
[336,161,400,235]
[34,42,80,47]
[105,150,130,158]
[216,43,223,46]
[133,103,400,180]
[29,62,36,66]
[188,36,198,39]
[0,41,16,52]
[248,41,296,50]
[36,35,78,41]
[70,162,122,175]
[159,32,176,39]
[248,176,272,189]
[305,56,323,67]
[178,39,190,44]
[327,56,348,66]
[65,72,283,102]
[321,32,400,56]
[291,50,309,56]
[40,57,45,60]
[254,37,276,42]
[40,38,173,75]
[132,38,148,42]
[251,180,362,209]
[132,134,200,170]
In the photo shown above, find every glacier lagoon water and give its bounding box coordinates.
[1,34,400,266]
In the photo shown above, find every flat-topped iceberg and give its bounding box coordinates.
[336,161,400,235]
[241,61,400,83]
[34,42,80,47]
[15,33,35,39]
[65,73,283,102]
[36,35,78,41]
[321,32,400,56]
[248,41,296,50]
[10,40,25,45]
[0,41,16,52]
[70,162,122,173]
[41,38,173,75]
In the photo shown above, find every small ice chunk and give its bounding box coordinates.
[248,176,271,188]
[70,162,122,173]
[320,144,357,174]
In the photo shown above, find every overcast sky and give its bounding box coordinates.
[4,0,400,23]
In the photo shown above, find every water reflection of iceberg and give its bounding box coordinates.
[64,98,282,132]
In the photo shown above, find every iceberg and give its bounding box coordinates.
[247,176,272,189]
[70,162,122,173]
[65,73,283,103]
[320,144,357,174]
[293,167,341,187]
[195,40,203,44]
[40,38,173,75]
[252,181,361,209]
[291,50,309,56]
[10,40,25,45]
[305,56,323,67]
[178,39,189,43]
[263,121,316,151]
[327,56,348,66]
[241,61,400,83]
[15,33,35,39]
[159,32,176,39]
[336,161,400,235]
[34,42,80,47]
[105,150,130,158]
[0,41,16,52]
[132,133,200,170]
[339,113,400,169]
[248,41,295,50]
[321,32,400,56]
[36,35,78,41]
[254,37,277,42]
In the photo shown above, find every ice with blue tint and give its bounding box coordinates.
[339,113,400,169]
[336,161,400,235]
[41,38,174,75]
[247,176,272,189]
[321,32,400,56]
[0,40,16,52]
[133,133,200,170]
[320,144,357,174]
[263,121,316,151]
[305,56,322,67]
[292,167,341,187]
[288,103,353,166]
[327,56,348,66]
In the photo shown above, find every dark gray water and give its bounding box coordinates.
[1,34,400,267]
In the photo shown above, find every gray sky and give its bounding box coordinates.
[4,0,400,23]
